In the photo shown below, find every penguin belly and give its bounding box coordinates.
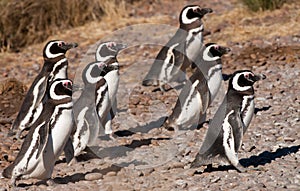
[50,105,73,158]
[241,95,255,131]
[175,83,202,129]
[186,28,203,62]
[104,70,119,102]
[208,68,222,102]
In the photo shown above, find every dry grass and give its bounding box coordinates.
[0,0,128,52]
[240,0,286,11]
[206,1,300,45]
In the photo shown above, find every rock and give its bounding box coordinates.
[85,173,103,181]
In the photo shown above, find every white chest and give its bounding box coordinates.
[104,70,119,102]
[207,65,223,102]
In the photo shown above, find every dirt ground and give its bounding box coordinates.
[0,0,299,190]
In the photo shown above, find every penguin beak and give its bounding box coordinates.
[252,74,267,82]
[114,43,127,52]
[219,46,231,55]
[196,7,213,17]
[105,64,119,72]
[61,42,78,51]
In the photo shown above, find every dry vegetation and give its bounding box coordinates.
[0,0,127,52]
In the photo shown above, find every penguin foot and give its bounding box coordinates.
[10,177,17,187]
[233,163,247,173]
[46,179,56,186]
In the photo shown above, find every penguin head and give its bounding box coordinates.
[179,5,213,25]
[229,70,266,93]
[95,41,127,62]
[82,61,108,85]
[43,40,78,60]
[202,43,231,62]
[49,79,73,100]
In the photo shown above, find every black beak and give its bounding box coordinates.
[105,64,119,72]
[197,7,213,17]
[253,74,266,82]
[61,42,78,51]
[113,43,127,52]
[219,46,231,55]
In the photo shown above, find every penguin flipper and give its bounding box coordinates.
[63,137,74,164]
[36,121,50,159]
[35,79,48,109]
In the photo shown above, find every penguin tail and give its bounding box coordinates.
[2,164,13,179]
[142,79,158,86]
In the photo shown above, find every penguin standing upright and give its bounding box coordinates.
[2,79,74,186]
[95,41,126,136]
[163,43,231,130]
[190,70,266,172]
[9,40,78,139]
[142,5,213,91]
[71,61,114,157]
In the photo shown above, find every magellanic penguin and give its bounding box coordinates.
[71,61,115,157]
[2,79,74,186]
[163,43,231,131]
[95,41,126,136]
[195,43,231,103]
[142,5,213,90]
[9,40,78,139]
[190,70,266,172]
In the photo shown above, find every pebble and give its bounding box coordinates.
[106,171,117,177]
[85,173,103,181]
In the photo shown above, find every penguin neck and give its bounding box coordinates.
[180,19,202,31]
[42,55,67,73]
[98,56,117,63]
[227,89,254,111]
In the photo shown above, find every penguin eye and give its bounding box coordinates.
[57,42,64,47]
[214,45,219,50]
[63,81,71,87]
[194,8,200,12]
[244,73,254,79]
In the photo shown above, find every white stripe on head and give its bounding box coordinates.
[45,41,64,59]
[203,44,220,61]
[181,6,200,24]
[232,72,252,91]
[85,63,104,84]
[50,80,71,100]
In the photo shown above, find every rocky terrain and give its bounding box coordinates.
[0,0,299,190]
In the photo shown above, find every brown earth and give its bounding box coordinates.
[0,0,299,190]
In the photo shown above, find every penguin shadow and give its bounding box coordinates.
[113,116,167,137]
[195,145,300,174]
[16,164,124,187]
[239,144,300,168]
[76,137,171,161]
[254,105,271,114]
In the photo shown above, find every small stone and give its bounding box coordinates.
[106,171,117,176]
[170,162,184,169]
[250,54,257,59]
[85,172,103,181]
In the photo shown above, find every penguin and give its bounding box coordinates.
[163,43,231,130]
[95,41,126,136]
[194,43,231,103]
[190,70,266,172]
[71,61,113,157]
[9,40,78,139]
[142,5,213,90]
[2,79,74,186]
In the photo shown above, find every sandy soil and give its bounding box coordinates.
[0,0,299,190]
